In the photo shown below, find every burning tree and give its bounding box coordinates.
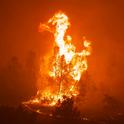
[23,11,92,112]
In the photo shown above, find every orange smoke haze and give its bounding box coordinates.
[0,1,124,114]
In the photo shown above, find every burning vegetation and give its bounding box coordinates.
[23,11,91,111]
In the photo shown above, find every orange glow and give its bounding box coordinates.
[24,11,91,107]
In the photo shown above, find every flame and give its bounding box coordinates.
[47,12,91,81]
[24,11,91,107]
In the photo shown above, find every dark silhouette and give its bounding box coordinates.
[0,54,37,106]
[0,103,124,124]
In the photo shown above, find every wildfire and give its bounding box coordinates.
[24,11,91,108]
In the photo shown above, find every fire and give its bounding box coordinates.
[24,11,91,107]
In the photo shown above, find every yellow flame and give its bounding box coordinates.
[24,11,91,107]
[48,12,91,81]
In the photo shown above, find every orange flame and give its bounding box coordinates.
[48,12,91,81]
[24,11,91,107]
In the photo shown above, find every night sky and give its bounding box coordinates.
[0,0,124,108]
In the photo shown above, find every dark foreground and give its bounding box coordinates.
[0,105,124,124]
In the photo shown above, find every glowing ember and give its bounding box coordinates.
[24,11,91,107]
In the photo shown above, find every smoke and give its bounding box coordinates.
[0,0,124,115]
